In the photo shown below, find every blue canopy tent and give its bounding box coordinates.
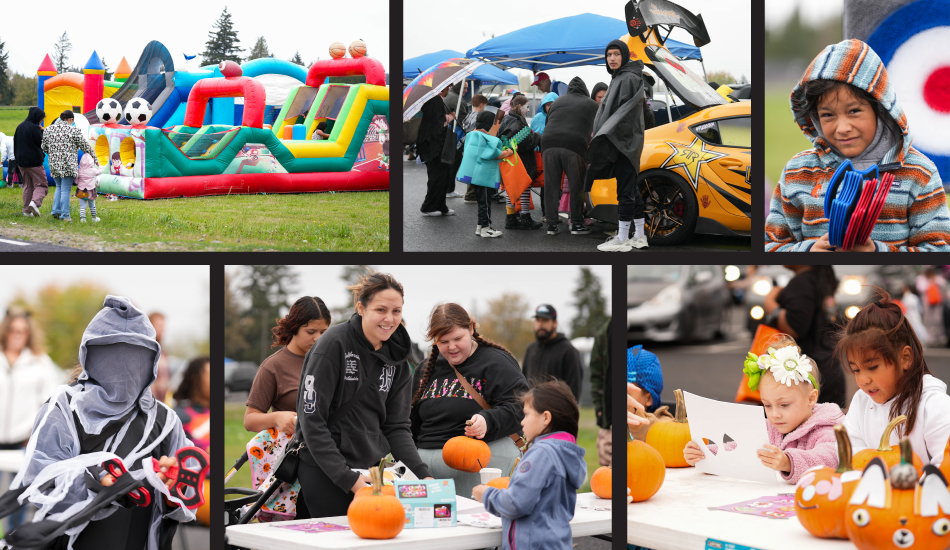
[404,49,519,84]
[466,13,706,120]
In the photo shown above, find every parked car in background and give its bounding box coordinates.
[628,265,731,343]
[224,361,258,396]
[743,265,922,334]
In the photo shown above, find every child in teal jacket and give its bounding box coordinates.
[456,111,513,238]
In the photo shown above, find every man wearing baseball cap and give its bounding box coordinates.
[531,73,567,114]
[521,304,583,403]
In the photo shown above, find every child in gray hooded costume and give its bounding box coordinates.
[0,296,195,550]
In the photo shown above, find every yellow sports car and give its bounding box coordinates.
[586,9,751,246]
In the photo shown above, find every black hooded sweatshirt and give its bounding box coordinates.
[522,333,583,403]
[590,82,608,101]
[541,77,599,159]
[498,109,541,179]
[417,94,449,163]
[296,313,431,493]
[588,39,647,174]
[14,107,46,168]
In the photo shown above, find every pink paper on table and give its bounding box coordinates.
[716,495,796,519]
[272,521,352,533]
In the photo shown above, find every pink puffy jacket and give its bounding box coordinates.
[76,153,98,191]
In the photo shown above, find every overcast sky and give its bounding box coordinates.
[404,0,751,92]
[227,265,612,344]
[0,266,208,352]
[4,0,389,76]
[765,0,843,31]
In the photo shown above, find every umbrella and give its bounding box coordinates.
[403,58,484,122]
[404,50,519,84]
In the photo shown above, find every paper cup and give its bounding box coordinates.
[479,468,502,484]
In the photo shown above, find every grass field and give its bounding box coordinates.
[1,187,389,251]
[0,108,30,136]
[224,401,600,500]
[765,87,812,188]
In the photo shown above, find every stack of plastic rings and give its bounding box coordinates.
[823,160,894,249]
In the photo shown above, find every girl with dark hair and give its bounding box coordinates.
[839,290,950,464]
[173,357,210,452]
[471,380,586,550]
[295,272,433,518]
[763,265,846,408]
[410,303,528,497]
[498,95,543,231]
[244,296,331,437]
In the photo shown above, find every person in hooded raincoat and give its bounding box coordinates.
[418,86,456,217]
[529,93,558,135]
[765,39,950,252]
[590,82,608,105]
[13,107,47,217]
[1,296,196,550]
[540,77,598,236]
[587,40,649,252]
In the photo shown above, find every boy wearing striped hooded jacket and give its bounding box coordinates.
[765,39,950,252]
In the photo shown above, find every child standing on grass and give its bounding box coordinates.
[765,39,950,251]
[472,380,586,550]
[76,152,99,222]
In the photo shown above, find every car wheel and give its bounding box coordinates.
[638,169,699,246]
[679,309,695,345]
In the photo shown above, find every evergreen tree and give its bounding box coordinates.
[201,7,243,65]
[289,51,304,66]
[246,36,271,61]
[53,31,72,73]
[12,73,37,106]
[570,267,610,338]
[100,56,113,82]
[0,38,11,105]
[239,265,298,363]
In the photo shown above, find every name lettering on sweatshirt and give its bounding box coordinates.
[345,351,360,381]
[421,376,486,400]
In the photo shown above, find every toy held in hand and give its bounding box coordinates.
[101,446,209,509]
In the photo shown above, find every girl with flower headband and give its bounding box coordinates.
[683,334,843,484]
[838,291,950,465]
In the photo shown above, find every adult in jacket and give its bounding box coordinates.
[587,40,649,252]
[295,272,432,518]
[410,303,528,497]
[13,107,46,217]
[540,77,598,236]
[42,110,97,221]
[521,304,582,403]
[418,86,456,216]
[444,81,470,199]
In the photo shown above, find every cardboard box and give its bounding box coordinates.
[394,479,457,528]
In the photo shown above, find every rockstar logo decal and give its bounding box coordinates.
[660,136,728,189]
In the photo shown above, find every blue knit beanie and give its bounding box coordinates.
[627,345,663,412]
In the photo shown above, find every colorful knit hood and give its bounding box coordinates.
[790,39,910,167]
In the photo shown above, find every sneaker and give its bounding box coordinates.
[28,201,40,217]
[93,217,100,222]
[558,212,569,220]
[478,226,503,238]
[476,225,482,235]
[443,209,455,216]
[80,218,86,223]
[464,198,477,204]
[547,223,560,235]
[62,216,72,222]
[422,211,443,217]
[52,213,60,219]
[518,213,543,230]
[629,235,649,249]
[446,192,464,199]
[597,236,633,252]
[570,224,592,235]
[22,211,32,217]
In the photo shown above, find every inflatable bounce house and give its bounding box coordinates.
[34,40,389,198]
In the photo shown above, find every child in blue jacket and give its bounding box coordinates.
[473,380,587,550]
[456,110,514,238]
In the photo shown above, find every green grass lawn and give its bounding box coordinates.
[0,108,30,136]
[0,187,389,251]
[765,87,813,188]
[224,402,600,498]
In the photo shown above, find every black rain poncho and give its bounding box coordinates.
[588,39,647,176]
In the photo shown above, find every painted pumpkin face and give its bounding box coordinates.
[795,424,861,539]
[845,457,950,550]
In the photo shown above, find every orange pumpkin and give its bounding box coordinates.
[645,389,691,467]
[196,484,211,526]
[487,477,509,489]
[628,430,664,502]
[852,415,924,473]
[356,484,396,498]
[443,421,491,473]
[347,463,405,539]
[249,446,264,460]
[845,439,950,550]
[591,466,611,499]
[795,425,862,539]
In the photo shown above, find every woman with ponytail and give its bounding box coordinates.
[410,303,529,497]
[838,289,950,465]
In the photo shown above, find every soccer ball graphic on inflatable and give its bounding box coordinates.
[96,98,123,124]
[124,99,152,126]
